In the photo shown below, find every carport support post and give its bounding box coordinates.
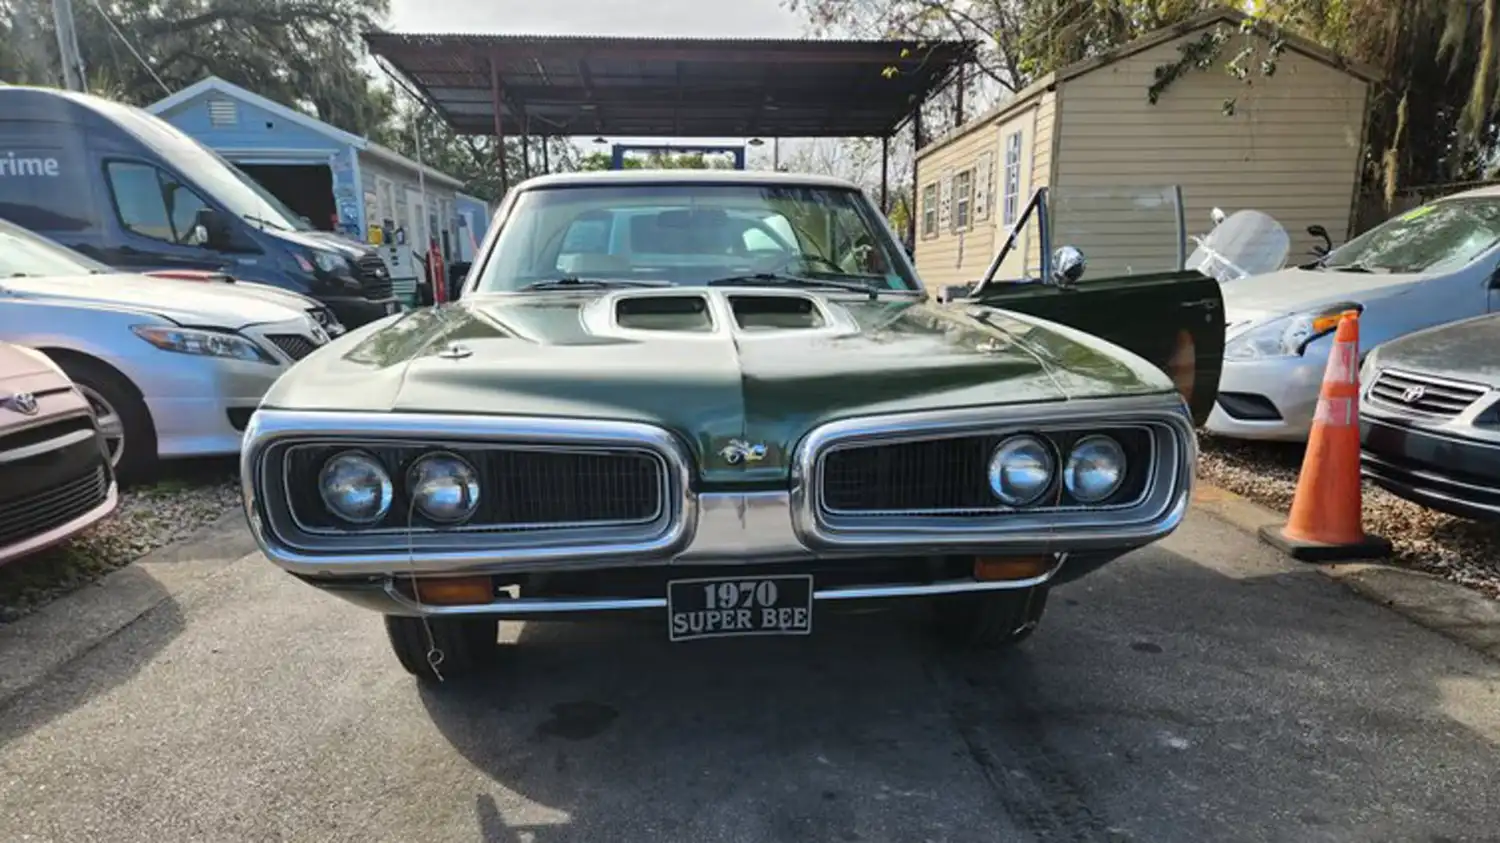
[880,135,890,214]
[908,108,923,246]
[490,55,509,198]
[521,113,532,180]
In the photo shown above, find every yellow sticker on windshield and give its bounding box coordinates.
[1399,204,1436,222]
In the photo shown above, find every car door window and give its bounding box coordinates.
[105,161,212,246]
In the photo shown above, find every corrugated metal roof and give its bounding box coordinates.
[363,31,977,140]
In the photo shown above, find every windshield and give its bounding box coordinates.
[472,183,919,292]
[93,98,311,232]
[1320,197,1500,274]
[0,218,111,277]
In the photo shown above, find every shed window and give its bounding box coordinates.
[1002,131,1023,226]
[921,183,937,238]
[953,170,973,230]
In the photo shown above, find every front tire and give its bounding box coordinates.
[931,586,1050,650]
[384,615,499,682]
[50,354,157,483]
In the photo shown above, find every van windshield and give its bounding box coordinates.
[95,99,312,232]
[0,218,109,277]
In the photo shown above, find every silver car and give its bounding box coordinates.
[0,218,333,479]
[1203,186,1500,442]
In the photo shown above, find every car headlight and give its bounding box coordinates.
[987,435,1055,506]
[1224,302,1362,361]
[131,325,276,364]
[1065,435,1126,503]
[318,450,394,525]
[407,452,481,524]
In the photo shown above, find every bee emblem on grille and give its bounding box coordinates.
[719,439,768,465]
[1,391,38,416]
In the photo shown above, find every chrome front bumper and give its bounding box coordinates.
[242,393,1196,584]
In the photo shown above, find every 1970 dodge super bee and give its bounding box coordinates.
[240,170,1223,683]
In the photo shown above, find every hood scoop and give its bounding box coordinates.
[578,288,856,340]
[727,292,828,332]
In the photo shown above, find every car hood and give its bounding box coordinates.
[266,228,373,259]
[263,289,1176,483]
[1221,266,1428,326]
[1,273,308,329]
[1368,311,1500,387]
[0,340,56,379]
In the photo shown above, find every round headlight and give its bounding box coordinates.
[407,452,481,524]
[987,435,1055,506]
[318,450,393,525]
[1065,435,1127,503]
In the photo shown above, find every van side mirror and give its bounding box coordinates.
[192,208,232,249]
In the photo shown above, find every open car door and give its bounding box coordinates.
[954,186,1227,426]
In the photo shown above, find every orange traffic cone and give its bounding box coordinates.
[1258,310,1392,562]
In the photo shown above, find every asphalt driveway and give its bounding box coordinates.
[1,510,1498,843]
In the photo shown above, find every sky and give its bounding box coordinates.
[381,0,819,168]
[385,0,807,39]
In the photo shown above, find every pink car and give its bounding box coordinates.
[0,340,118,566]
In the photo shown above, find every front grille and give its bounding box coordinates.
[354,255,394,300]
[0,465,109,547]
[284,444,666,532]
[820,427,1153,515]
[0,415,93,456]
[267,334,321,361]
[1368,368,1488,418]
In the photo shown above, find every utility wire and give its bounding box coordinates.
[87,0,171,96]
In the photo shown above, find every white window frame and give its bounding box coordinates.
[953,169,973,231]
[921,182,938,238]
[1002,131,1023,227]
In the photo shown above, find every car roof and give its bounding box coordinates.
[512,169,863,192]
[1436,184,1500,201]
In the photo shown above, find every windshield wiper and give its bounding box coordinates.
[242,213,289,232]
[706,272,883,298]
[1321,261,1384,273]
[517,276,670,292]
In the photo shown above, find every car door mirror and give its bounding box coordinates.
[192,208,232,250]
[1051,245,1087,288]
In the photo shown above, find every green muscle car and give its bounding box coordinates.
[240,170,1222,684]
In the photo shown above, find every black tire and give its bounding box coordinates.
[384,614,499,683]
[931,586,1050,651]
[50,353,157,483]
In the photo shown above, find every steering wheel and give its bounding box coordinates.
[758,251,848,276]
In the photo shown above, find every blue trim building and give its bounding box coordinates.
[147,76,491,268]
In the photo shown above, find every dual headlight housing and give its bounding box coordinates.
[318,449,480,526]
[986,433,1128,507]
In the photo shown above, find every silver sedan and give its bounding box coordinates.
[1204,186,1500,442]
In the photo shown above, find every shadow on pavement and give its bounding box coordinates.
[0,589,185,749]
[413,537,1500,843]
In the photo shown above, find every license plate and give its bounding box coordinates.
[667,575,813,642]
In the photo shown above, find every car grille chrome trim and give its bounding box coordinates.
[1367,368,1489,418]
[790,393,1196,554]
[241,409,696,569]
[354,255,394,300]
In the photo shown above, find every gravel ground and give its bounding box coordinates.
[0,461,242,625]
[1197,432,1500,598]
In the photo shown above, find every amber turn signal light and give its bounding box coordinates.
[973,556,1052,581]
[412,576,494,606]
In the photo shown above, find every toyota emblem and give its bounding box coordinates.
[3,391,39,416]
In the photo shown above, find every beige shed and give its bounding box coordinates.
[912,8,1381,292]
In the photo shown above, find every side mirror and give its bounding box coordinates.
[1210,207,1226,226]
[1051,245,1086,288]
[192,208,232,249]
